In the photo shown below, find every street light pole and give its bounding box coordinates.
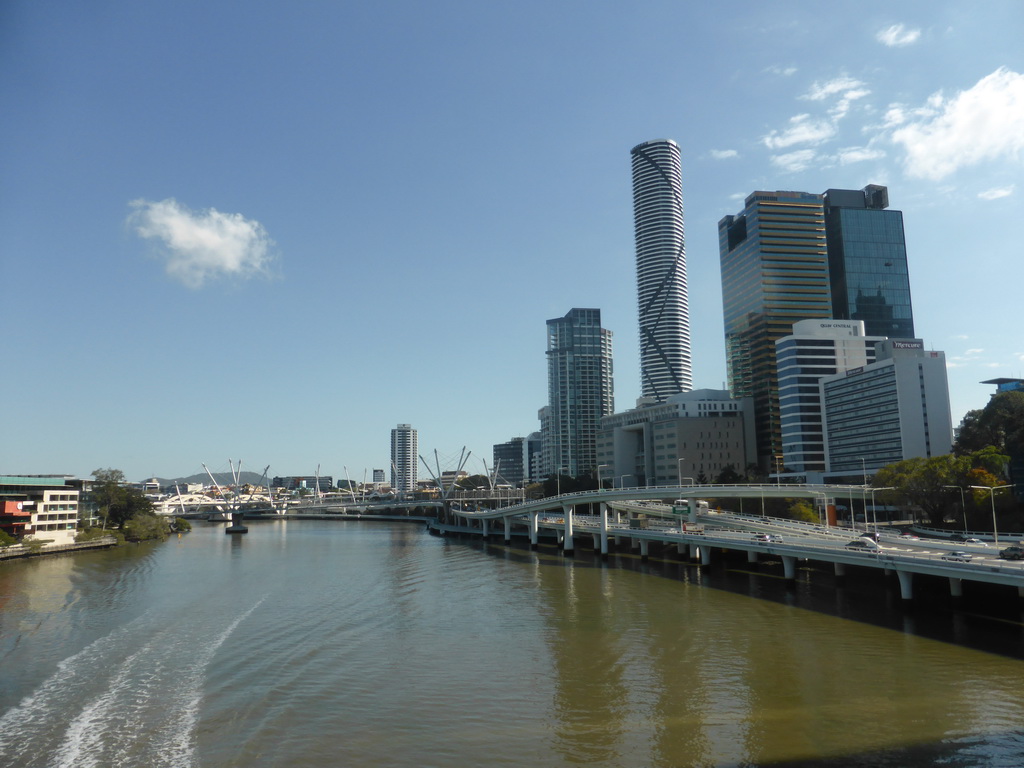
[943,485,967,532]
[774,455,782,487]
[860,457,868,485]
[869,487,894,531]
[677,457,686,489]
[597,464,610,491]
[970,484,1014,546]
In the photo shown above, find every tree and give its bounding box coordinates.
[955,390,1024,473]
[91,468,154,530]
[715,465,743,484]
[873,449,1010,527]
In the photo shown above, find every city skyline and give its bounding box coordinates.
[4,2,1023,481]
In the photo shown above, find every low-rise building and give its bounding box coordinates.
[597,390,755,486]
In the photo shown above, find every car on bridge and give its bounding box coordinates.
[942,551,973,563]
[845,539,879,551]
[999,545,1024,561]
[752,533,782,543]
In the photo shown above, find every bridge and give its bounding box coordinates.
[437,484,1024,603]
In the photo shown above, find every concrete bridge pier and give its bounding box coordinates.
[562,504,574,556]
[639,539,649,561]
[599,503,609,560]
[896,570,914,601]
[481,519,489,539]
[631,537,640,552]
[949,577,964,601]
[699,546,711,567]
[677,541,687,557]
[747,550,758,564]
[781,555,797,581]
[503,517,511,545]
[834,562,846,584]
[529,512,539,550]
[689,543,700,562]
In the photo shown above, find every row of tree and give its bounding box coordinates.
[86,468,186,542]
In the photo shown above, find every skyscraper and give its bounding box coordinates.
[544,308,614,477]
[719,191,831,468]
[630,139,692,402]
[824,185,915,339]
[390,423,417,495]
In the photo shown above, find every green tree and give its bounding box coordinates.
[122,514,171,542]
[786,499,819,524]
[91,468,154,530]
[873,449,1010,527]
[955,390,1024,457]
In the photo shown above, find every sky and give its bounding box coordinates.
[3,1,1023,483]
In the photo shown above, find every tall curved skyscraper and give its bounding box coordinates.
[630,139,692,402]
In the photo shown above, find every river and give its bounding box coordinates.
[2,519,1024,767]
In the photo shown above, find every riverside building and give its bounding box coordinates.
[630,139,692,402]
[820,340,952,479]
[390,423,418,496]
[543,308,614,477]
[719,190,830,469]
[719,185,917,469]
[597,390,755,487]
[775,320,884,482]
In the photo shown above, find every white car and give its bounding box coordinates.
[942,551,973,563]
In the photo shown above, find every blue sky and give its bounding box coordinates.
[3,1,1023,483]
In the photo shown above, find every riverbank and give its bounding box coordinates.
[0,536,118,561]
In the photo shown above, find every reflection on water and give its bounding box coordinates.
[1,521,1024,767]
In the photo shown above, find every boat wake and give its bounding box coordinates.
[0,598,264,768]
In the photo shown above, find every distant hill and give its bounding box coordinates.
[152,471,269,487]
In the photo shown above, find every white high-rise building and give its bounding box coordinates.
[390,424,417,495]
[776,320,885,479]
[821,340,952,478]
[630,139,692,402]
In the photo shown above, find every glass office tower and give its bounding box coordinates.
[545,308,614,477]
[718,191,831,469]
[630,139,692,402]
[824,185,915,339]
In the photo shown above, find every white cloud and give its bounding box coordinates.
[802,77,868,102]
[710,149,739,160]
[891,67,1024,180]
[128,198,276,289]
[762,114,836,149]
[978,184,1015,200]
[766,65,798,77]
[770,149,817,173]
[876,24,921,47]
[838,146,886,164]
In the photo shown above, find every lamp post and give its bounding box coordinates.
[597,464,610,491]
[943,485,967,532]
[774,455,783,487]
[860,457,868,485]
[970,484,1014,546]
[869,487,894,531]
[677,457,686,489]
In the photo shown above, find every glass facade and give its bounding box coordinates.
[719,191,831,468]
[824,186,915,339]
[545,308,614,476]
